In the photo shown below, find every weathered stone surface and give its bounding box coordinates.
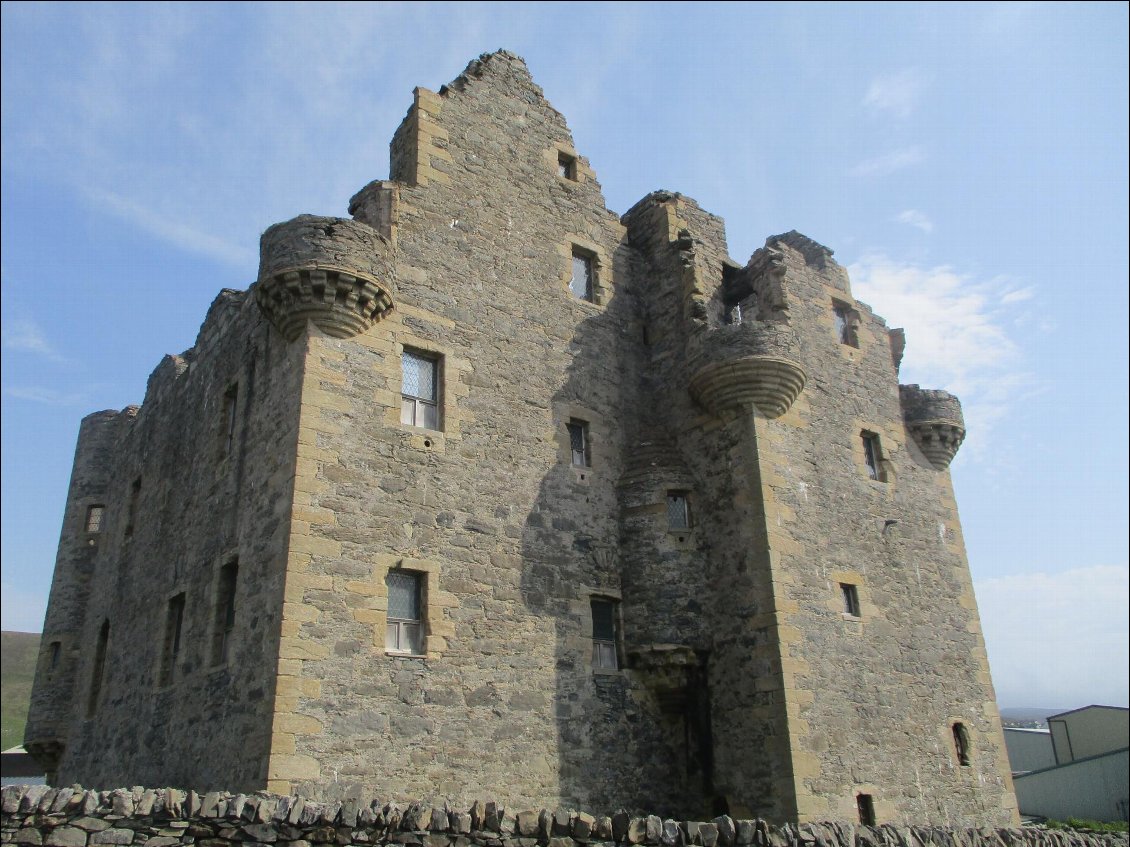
[90,830,135,845]
[45,828,87,847]
[24,49,1013,827]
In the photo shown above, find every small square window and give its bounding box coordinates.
[401,350,440,430]
[85,504,105,533]
[567,419,591,467]
[570,250,594,302]
[840,583,861,618]
[862,432,886,482]
[591,597,619,670]
[557,152,577,180]
[386,570,425,655]
[667,491,691,530]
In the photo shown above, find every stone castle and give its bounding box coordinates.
[25,50,1018,826]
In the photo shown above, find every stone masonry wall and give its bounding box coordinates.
[3,786,1122,847]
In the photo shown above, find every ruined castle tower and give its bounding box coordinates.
[25,51,1018,826]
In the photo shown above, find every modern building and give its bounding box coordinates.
[25,50,1018,826]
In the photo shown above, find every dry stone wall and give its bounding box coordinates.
[3,786,1121,847]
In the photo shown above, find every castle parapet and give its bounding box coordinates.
[900,384,966,469]
[255,215,395,342]
[686,322,806,418]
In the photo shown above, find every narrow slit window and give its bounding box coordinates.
[570,250,594,302]
[385,570,424,655]
[47,641,61,675]
[223,384,238,455]
[212,561,238,665]
[124,477,141,537]
[401,350,439,430]
[160,593,186,686]
[856,793,876,826]
[667,491,691,530]
[87,621,109,717]
[840,583,861,617]
[952,722,971,766]
[591,598,619,670]
[85,504,104,533]
[567,419,591,467]
[862,432,885,482]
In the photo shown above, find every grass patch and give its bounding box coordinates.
[1,631,41,750]
[1046,819,1129,834]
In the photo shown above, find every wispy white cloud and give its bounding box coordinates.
[975,564,1130,708]
[4,386,89,406]
[1000,287,1034,305]
[83,187,256,268]
[863,69,926,119]
[850,146,925,177]
[2,317,66,362]
[849,255,1034,447]
[895,209,934,233]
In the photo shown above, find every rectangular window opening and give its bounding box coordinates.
[160,593,186,686]
[401,350,440,430]
[124,478,141,537]
[85,504,105,533]
[591,597,619,670]
[557,152,577,180]
[223,384,238,455]
[666,491,691,530]
[212,561,238,665]
[862,432,885,482]
[86,621,109,718]
[840,583,861,618]
[385,570,425,655]
[47,641,61,675]
[567,419,591,467]
[856,793,876,826]
[834,301,860,347]
[952,722,971,766]
[570,249,595,302]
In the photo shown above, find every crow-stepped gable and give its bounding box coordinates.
[26,50,1017,827]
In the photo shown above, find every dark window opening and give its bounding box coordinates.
[160,593,186,686]
[841,583,861,617]
[570,250,595,302]
[834,301,860,347]
[567,419,591,467]
[401,350,440,430]
[212,561,238,665]
[557,152,577,180]
[667,491,691,530]
[591,597,619,670]
[86,621,109,717]
[856,793,876,826]
[223,384,238,455]
[386,570,424,655]
[85,504,104,533]
[953,722,971,766]
[47,641,61,674]
[862,432,886,482]
[124,478,141,537]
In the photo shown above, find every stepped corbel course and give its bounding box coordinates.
[900,384,966,469]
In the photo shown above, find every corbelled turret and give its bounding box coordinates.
[900,384,967,469]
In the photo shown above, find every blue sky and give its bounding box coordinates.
[2,2,1127,709]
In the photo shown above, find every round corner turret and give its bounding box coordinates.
[255,215,395,342]
[686,323,807,418]
[900,384,966,469]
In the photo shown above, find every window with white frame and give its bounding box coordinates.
[385,570,424,655]
[85,504,105,533]
[591,597,619,670]
[401,350,439,429]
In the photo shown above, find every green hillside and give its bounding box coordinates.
[1,631,41,750]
